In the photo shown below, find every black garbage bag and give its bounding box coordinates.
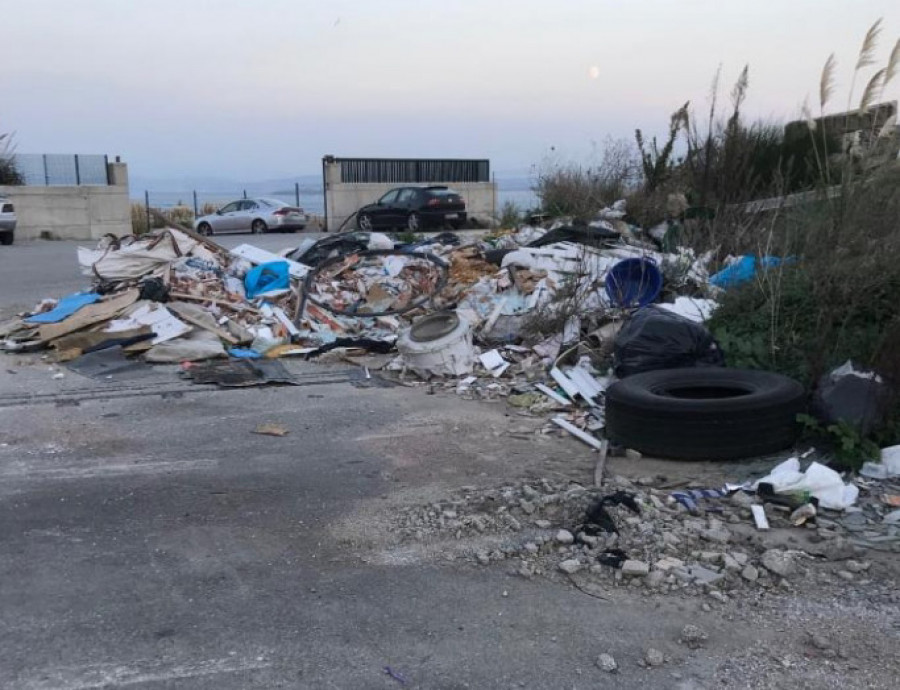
[614,306,724,377]
[289,232,385,267]
[811,361,888,436]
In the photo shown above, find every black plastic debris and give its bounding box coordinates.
[138,277,170,302]
[66,346,155,380]
[614,305,724,377]
[182,358,297,387]
[288,232,380,267]
[576,490,641,535]
[596,548,629,568]
[811,361,888,436]
[305,337,396,359]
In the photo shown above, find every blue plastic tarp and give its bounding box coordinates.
[228,348,262,359]
[25,292,102,324]
[244,261,290,299]
[709,255,789,289]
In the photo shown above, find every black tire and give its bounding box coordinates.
[407,212,420,232]
[0,232,12,246]
[197,222,213,237]
[358,213,373,231]
[251,219,267,234]
[605,368,806,460]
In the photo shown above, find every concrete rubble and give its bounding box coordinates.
[388,466,900,599]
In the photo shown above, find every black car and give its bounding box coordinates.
[356,186,466,232]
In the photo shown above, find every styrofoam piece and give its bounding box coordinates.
[550,367,581,401]
[231,244,310,279]
[880,445,900,476]
[751,505,770,530]
[657,297,719,323]
[535,383,571,406]
[479,349,510,377]
[105,303,191,345]
[552,417,603,450]
[566,366,606,402]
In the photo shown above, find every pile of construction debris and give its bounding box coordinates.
[0,207,717,409]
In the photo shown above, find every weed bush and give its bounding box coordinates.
[0,131,22,185]
[498,201,521,229]
[534,138,639,220]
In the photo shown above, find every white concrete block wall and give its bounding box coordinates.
[0,162,130,241]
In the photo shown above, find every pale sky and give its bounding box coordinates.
[3,0,899,181]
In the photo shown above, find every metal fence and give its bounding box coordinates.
[141,184,323,216]
[332,157,490,184]
[13,154,110,186]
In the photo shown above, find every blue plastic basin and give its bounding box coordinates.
[605,258,663,308]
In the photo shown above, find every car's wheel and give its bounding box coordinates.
[605,368,806,460]
[358,213,373,231]
[251,219,267,234]
[0,232,13,246]
[407,212,420,232]
[197,222,213,237]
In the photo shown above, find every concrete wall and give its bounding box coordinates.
[0,162,130,241]
[323,161,497,231]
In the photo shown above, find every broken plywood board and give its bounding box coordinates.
[37,290,140,342]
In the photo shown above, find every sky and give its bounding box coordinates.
[3,0,900,184]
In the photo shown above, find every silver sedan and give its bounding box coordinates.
[193,197,308,235]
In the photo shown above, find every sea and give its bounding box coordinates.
[134,175,539,217]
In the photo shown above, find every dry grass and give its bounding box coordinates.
[534,137,640,220]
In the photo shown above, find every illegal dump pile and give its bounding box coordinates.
[0,211,718,403]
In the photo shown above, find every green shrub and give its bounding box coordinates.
[534,137,640,220]
[498,201,521,228]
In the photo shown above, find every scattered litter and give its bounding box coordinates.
[479,349,509,377]
[752,457,859,510]
[751,505,770,530]
[671,489,726,514]
[253,423,289,437]
[383,666,407,686]
[552,416,603,450]
[182,358,297,388]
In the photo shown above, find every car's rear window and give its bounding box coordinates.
[1,203,13,213]
[427,189,459,197]
[258,198,286,208]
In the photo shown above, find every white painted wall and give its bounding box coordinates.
[0,162,130,241]
[323,161,497,231]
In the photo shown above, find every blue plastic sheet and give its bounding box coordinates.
[709,255,788,289]
[244,261,290,299]
[25,292,101,324]
[228,348,262,359]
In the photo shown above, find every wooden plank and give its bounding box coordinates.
[167,301,239,345]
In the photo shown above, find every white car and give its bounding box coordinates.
[193,197,307,236]
[0,197,15,245]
